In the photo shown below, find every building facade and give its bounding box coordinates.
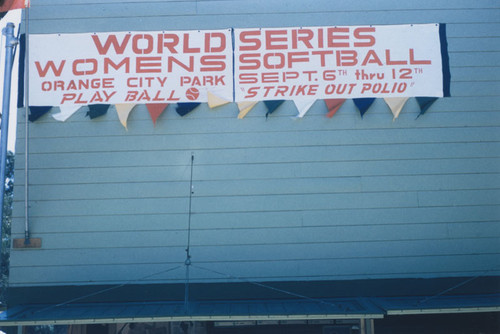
[1,0,499,333]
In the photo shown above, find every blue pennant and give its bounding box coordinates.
[353,98,375,118]
[86,104,110,119]
[176,103,200,116]
[416,97,438,118]
[28,106,52,122]
[264,100,285,118]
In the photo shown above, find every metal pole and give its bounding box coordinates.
[0,23,18,255]
[24,5,30,244]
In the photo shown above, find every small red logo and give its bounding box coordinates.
[185,87,200,101]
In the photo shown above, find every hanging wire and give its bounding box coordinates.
[417,265,500,305]
[192,264,342,310]
[184,153,195,313]
[185,153,195,259]
[34,264,183,315]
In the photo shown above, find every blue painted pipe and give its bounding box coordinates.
[0,23,18,255]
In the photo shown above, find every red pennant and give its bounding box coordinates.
[146,103,168,125]
[324,99,346,118]
[0,0,28,12]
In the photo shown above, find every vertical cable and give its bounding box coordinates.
[184,153,194,313]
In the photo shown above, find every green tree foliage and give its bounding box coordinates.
[1,151,14,305]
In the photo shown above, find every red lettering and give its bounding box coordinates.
[287,52,309,68]
[263,53,285,69]
[361,50,383,66]
[265,30,288,50]
[136,57,162,73]
[103,57,130,74]
[239,53,260,70]
[336,50,357,66]
[92,34,131,55]
[168,56,194,72]
[35,60,66,77]
[239,31,261,51]
[204,32,226,53]
[183,33,200,53]
[385,49,407,65]
[262,72,279,83]
[327,27,350,48]
[158,34,179,53]
[72,59,97,75]
[353,27,376,47]
[132,34,154,54]
[291,29,314,49]
[239,73,258,84]
[409,48,431,65]
[311,50,333,67]
[200,55,226,72]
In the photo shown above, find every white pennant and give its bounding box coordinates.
[294,100,316,118]
[52,105,80,122]
[115,104,136,129]
[384,97,409,120]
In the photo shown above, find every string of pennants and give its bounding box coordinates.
[28,95,439,127]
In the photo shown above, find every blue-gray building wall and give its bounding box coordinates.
[9,0,500,288]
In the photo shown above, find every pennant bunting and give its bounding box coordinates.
[384,97,409,120]
[293,100,316,118]
[28,106,51,122]
[146,103,168,125]
[207,91,230,109]
[176,102,200,117]
[353,98,375,118]
[324,99,346,118]
[237,101,258,119]
[52,105,80,122]
[86,104,110,119]
[264,100,285,118]
[115,104,136,129]
[416,97,438,118]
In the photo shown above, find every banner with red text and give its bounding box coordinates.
[234,24,446,102]
[29,29,233,106]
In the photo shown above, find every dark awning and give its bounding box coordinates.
[373,293,500,315]
[1,294,499,326]
[0,298,383,326]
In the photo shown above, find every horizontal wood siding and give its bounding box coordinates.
[9,0,500,287]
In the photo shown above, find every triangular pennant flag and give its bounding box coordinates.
[416,97,438,118]
[52,105,80,122]
[86,104,110,119]
[264,100,285,118]
[116,104,136,129]
[294,100,315,118]
[207,91,230,109]
[324,99,346,118]
[237,101,258,119]
[353,98,375,118]
[28,106,51,122]
[384,97,409,120]
[0,0,28,14]
[146,103,168,125]
[176,102,200,116]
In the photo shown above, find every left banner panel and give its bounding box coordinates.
[29,29,233,106]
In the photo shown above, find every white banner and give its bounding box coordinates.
[234,24,445,101]
[29,29,233,106]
